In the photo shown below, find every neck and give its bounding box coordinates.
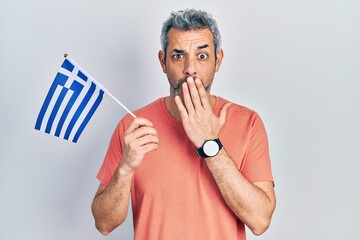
[164,94,216,120]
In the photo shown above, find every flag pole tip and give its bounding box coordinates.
[64,53,68,58]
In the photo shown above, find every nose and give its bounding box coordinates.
[183,57,197,77]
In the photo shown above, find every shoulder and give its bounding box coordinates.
[133,98,164,116]
[116,98,164,130]
[217,97,268,136]
[218,96,260,120]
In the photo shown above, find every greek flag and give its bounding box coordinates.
[35,57,105,143]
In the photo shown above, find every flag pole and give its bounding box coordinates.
[63,54,136,118]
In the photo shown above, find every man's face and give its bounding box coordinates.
[159,28,223,98]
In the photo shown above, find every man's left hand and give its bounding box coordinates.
[174,77,232,148]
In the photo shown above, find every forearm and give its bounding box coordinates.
[92,164,133,235]
[92,118,159,235]
[205,149,275,235]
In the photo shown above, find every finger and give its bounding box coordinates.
[139,142,159,154]
[181,81,195,115]
[175,95,189,120]
[195,78,211,110]
[132,126,158,139]
[219,102,232,125]
[135,134,159,147]
[125,117,153,134]
[127,133,159,153]
[187,77,202,110]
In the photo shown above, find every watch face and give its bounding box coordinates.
[203,140,220,157]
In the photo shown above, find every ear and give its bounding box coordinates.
[215,49,224,72]
[158,50,167,73]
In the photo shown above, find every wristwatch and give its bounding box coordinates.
[196,138,223,158]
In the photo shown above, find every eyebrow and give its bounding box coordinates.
[172,49,185,53]
[198,44,209,49]
[171,44,210,54]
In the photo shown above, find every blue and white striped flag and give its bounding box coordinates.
[35,56,105,143]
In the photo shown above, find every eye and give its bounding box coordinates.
[173,54,184,59]
[198,53,208,60]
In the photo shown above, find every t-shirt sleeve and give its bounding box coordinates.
[96,120,125,187]
[241,112,274,183]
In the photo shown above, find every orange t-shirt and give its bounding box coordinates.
[97,97,273,240]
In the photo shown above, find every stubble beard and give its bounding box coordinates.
[168,76,213,97]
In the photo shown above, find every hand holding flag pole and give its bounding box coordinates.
[35,54,136,143]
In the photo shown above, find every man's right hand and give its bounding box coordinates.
[92,117,158,235]
[119,117,159,174]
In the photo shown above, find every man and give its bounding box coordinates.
[92,9,276,240]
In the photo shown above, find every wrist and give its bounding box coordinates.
[206,148,225,160]
[118,162,134,176]
[196,138,223,158]
[194,135,219,148]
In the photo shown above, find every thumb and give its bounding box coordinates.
[218,102,232,126]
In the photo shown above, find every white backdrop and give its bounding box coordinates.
[1,0,359,239]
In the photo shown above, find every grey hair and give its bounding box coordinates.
[160,9,222,58]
